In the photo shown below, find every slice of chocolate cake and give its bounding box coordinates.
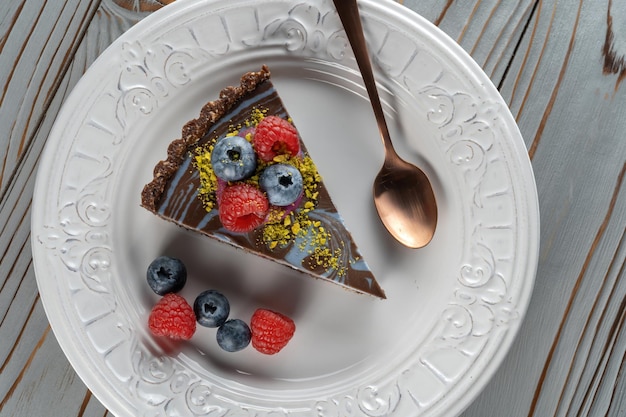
[141,66,385,299]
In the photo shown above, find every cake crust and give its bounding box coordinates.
[141,66,271,211]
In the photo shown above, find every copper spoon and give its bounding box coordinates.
[333,0,437,248]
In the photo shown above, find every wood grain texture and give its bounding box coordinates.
[0,1,166,416]
[461,0,626,416]
[0,0,102,413]
[0,1,99,197]
[404,0,537,84]
[1,0,626,416]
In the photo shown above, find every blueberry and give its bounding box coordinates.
[193,290,230,328]
[216,319,251,352]
[146,256,187,295]
[210,136,257,181]
[259,163,303,206]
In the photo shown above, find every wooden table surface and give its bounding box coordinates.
[2,0,625,416]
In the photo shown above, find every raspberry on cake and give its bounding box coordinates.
[219,183,269,233]
[253,115,300,161]
[141,66,386,299]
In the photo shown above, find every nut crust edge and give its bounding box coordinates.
[140,65,271,211]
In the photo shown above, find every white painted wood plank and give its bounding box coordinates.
[0,1,100,196]
[0,2,100,415]
[401,1,626,417]
[0,63,100,417]
[0,1,166,416]
[403,0,536,84]
[461,0,626,416]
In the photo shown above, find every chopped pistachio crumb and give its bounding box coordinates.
[194,150,218,210]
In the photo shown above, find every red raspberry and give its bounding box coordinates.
[148,293,196,340]
[250,308,296,354]
[219,183,269,232]
[253,115,300,161]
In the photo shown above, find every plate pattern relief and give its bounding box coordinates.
[33,1,536,416]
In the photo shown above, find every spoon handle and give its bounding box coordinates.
[332,0,394,155]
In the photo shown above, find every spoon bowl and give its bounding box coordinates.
[374,151,438,248]
[333,0,438,248]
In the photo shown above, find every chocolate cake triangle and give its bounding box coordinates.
[141,66,385,299]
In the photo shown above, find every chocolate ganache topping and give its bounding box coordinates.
[141,66,385,299]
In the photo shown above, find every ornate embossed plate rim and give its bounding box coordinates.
[31,0,539,416]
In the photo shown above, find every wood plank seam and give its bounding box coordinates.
[604,320,626,416]
[510,0,553,127]
[15,1,87,158]
[0,3,47,188]
[0,321,48,413]
[557,229,626,415]
[434,0,455,27]
[496,0,539,91]
[527,161,626,416]
[77,389,93,417]
[456,0,483,46]
[0,285,38,375]
[527,0,583,159]
[0,1,102,203]
[468,0,501,58]
[0,232,30,298]
[574,286,626,415]
[0,2,27,55]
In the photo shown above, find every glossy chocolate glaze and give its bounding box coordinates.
[142,67,385,299]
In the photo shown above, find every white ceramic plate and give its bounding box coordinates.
[31,0,539,416]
